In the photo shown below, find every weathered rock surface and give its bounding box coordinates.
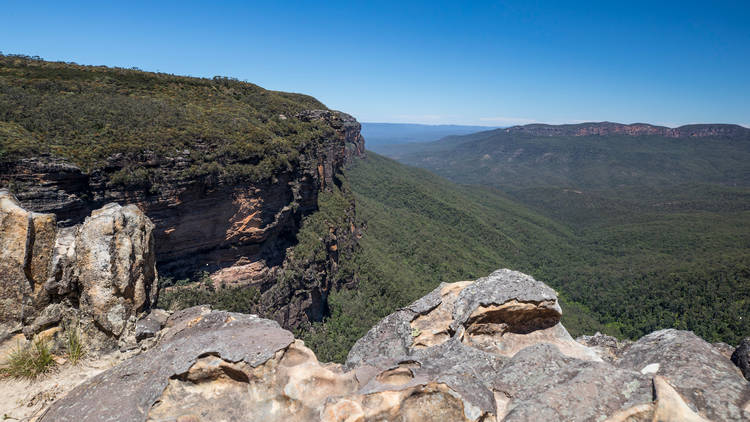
[732,338,750,381]
[0,191,57,341]
[616,329,750,421]
[2,110,365,330]
[576,332,633,361]
[37,269,750,421]
[0,190,157,350]
[346,269,598,369]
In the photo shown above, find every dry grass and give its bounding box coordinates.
[0,339,56,379]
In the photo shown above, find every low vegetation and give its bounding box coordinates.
[0,54,335,186]
[1,338,56,379]
[65,322,85,365]
[157,272,261,313]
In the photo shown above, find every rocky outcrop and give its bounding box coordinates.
[504,122,750,139]
[616,329,750,421]
[1,110,364,330]
[0,190,157,350]
[38,269,750,421]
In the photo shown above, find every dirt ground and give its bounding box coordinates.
[0,337,135,421]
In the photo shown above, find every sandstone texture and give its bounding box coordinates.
[0,190,157,350]
[2,110,365,330]
[35,269,750,421]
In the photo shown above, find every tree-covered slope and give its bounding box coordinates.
[301,153,610,362]
[302,152,750,362]
[369,125,750,351]
[0,54,337,183]
[384,126,750,191]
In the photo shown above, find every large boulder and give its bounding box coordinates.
[41,307,358,422]
[346,269,599,369]
[617,329,750,421]
[75,203,158,338]
[37,269,750,421]
[0,190,158,350]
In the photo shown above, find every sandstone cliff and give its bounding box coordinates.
[0,189,157,350]
[1,109,365,328]
[504,122,750,138]
[25,269,750,422]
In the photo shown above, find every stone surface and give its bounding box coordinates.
[135,309,169,341]
[347,269,598,369]
[618,329,750,421]
[0,190,158,351]
[0,190,57,342]
[576,332,633,361]
[731,338,750,381]
[76,203,158,337]
[29,270,750,421]
[713,341,735,360]
[490,344,652,421]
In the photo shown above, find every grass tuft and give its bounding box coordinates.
[1,338,56,379]
[65,322,85,365]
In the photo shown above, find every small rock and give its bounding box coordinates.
[135,309,169,341]
[731,338,750,381]
[640,363,660,375]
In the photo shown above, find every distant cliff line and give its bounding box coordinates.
[503,122,750,138]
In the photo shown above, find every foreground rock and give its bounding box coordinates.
[37,269,750,421]
[0,190,157,351]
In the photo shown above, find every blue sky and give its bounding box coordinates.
[2,1,748,126]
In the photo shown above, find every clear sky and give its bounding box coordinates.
[2,1,748,127]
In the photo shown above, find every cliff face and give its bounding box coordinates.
[1,110,364,329]
[505,122,750,138]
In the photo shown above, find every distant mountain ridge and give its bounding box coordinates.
[503,122,750,139]
[361,122,496,150]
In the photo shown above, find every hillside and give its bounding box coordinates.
[370,124,750,349]
[0,54,334,177]
[383,123,750,190]
[301,153,613,362]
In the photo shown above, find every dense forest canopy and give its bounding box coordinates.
[0,54,335,183]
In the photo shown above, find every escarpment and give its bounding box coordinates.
[30,269,750,422]
[1,110,364,328]
[0,55,365,330]
[2,115,364,330]
[504,122,750,138]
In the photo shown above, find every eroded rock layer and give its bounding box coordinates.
[0,189,157,350]
[39,269,750,421]
[2,110,365,328]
